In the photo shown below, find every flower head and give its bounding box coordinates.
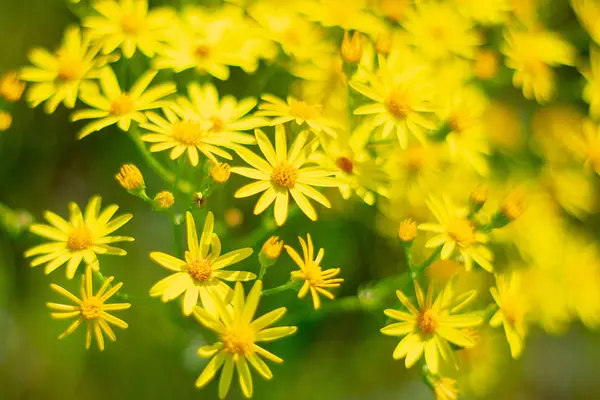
[154,191,175,209]
[24,196,134,279]
[341,31,363,64]
[284,234,343,309]
[193,281,297,399]
[231,125,338,226]
[149,211,255,316]
[47,265,131,350]
[399,219,417,242]
[261,236,284,262]
[210,162,232,183]
[0,71,26,102]
[381,280,482,373]
[115,163,145,191]
[0,111,12,131]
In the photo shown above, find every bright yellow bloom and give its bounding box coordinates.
[571,0,600,45]
[210,162,232,184]
[427,376,459,400]
[398,219,417,242]
[419,196,493,272]
[490,272,529,358]
[193,281,297,399]
[299,0,385,36]
[403,2,482,60]
[83,0,176,59]
[582,45,600,119]
[231,126,338,226]
[115,163,145,190]
[284,234,343,309]
[172,82,265,144]
[25,196,134,279]
[256,94,339,138]
[71,67,176,139]
[149,212,255,316]
[350,54,436,148]
[0,71,26,102]
[451,0,511,25]
[20,26,103,113]
[502,27,576,103]
[47,265,131,351]
[381,281,482,373]
[154,191,175,209]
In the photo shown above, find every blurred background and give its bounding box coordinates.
[2,1,600,399]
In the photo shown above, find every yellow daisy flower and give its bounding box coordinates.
[231,125,338,226]
[582,45,600,119]
[403,2,482,60]
[71,66,176,139]
[193,281,297,399]
[82,0,176,59]
[381,280,482,373]
[47,265,131,351]
[139,108,234,167]
[255,94,339,137]
[172,82,266,145]
[284,233,343,309]
[418,196,493,272]
[20,26,102,113]
[490,272,529,358]
[350,54,437,148]
[149,211,255,316]
[24,196,134,279]
[502,27,576,103]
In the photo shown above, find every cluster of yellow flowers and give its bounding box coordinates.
[4,0,600,398]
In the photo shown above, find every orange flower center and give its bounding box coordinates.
[271,163,298,188]
[110,94,135,115]
[385,91,409,119]
[222,326,255,356]
[120,13,143,35]
[417,309,437,334]
[288,99,320,121]
[447,217,476,245]
[56,53,82,82]
[172,121,204,145]
[80,297,103,319]
[209,116,224,133]
[195,44,211,58]
[335,156,354,174]
[67,227,93,251]
[187,259,212,281]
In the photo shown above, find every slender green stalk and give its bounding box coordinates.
[262,280,298,296]
[414,247,443,276]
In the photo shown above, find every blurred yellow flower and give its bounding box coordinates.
[419,196,493,272]
[83,0,176,59]
[232,126,338,226]
[0,71,26,102]
[300,0,384,36]
[381,281,481,373]
[450,0,511,25]
[149,211,255,316]
[0,111,12,131]
[428,376,459,400]
[284,233,343,309]
[47,265,130,351]
[193,281,297,399]
[20,26,102,113]
[25,196,133,279]
[71,67,176,139]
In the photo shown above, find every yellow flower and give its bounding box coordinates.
[71,66,176,139]
[231,126,338,226]
[398,218,417,242]
[350,54,437,148]
[427,376,459,400]
[154,191,175,209]
[450,0,511,25]
[418,196,493,272]
[24,196,134,279]
[490,272,529,358]
[571,0,600,45]
[172,82,265,144]
[300,0,384,36]
[256,94,339,137]
[47,265,131,351]
[582,45,600,119]
[115,163,145,190]
[260,236,284,262]
[0,111,12,131]
[341,31,363,64]
[20,26,103,113]
[83,0,176,59]
[0,71,26,102]
[210,162,232,184]
[284,233,343,309]
[139,108,233,167]
[381,280,482,373]
[149,211,255,316]
[502,27,575,103]
[403,2,482,60]
[193,281,297,399]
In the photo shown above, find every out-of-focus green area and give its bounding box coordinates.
[1,1,600,400]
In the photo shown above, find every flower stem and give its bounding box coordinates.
[262,280,298,296]
[413,247,443,277]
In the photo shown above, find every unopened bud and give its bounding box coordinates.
[0,111,12,131]
[115,164,145,191]
[0,72,25,102]
[473,50,499,80]
[259,236,284,268]
[398,218,417,242]
[470,186,488,212]
[502,190,526,221]
[375,31,393,56]
[210,162,231,183]
[341,31,363,64]
[154,191,175,209]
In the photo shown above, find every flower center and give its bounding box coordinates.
[447,217,476,245]
[430,26,446,40]
[303,262,323,285]
[110,94,135,116]
[56,52,82,82]
[288,99,321,121]
[385,92,409,119]
[120,13,143,35]
[209,116,224,133]
[222,325,255,356]
[195,44,211,59]
[448,114,465,134]
[187,259,212,281]
[67,227,93,251]
[271,163,298,188]
[417,309,437,334]
[404,148,426,171]
[172,121,204,145]
[80,296,103,319]
[335,157,354,174]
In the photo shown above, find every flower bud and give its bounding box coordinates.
[210,162,231,183]
[0,111,12,131]
[375,31,393,56]
[341,31,363,64]
[398,218,417,242]
[259,236,284,268]
[469,186,488,212]
[0,72,25,102]
[501,190,526,221]
[154,191,175,209]
[115,164,145,191]
[473,50,499,80]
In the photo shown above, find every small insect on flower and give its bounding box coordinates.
[193,281,297,399]
[47,265,131,351]
[149,212,255,316]
[24,196,134,279]
[381,280,482,373]
[284,234,343,310]
[115,163,145,191]
[231,125,338,226]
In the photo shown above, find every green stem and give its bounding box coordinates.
[262,280,299,296]
[173,215,183,256]
[128,129,175,183]
[414,247,443,277]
